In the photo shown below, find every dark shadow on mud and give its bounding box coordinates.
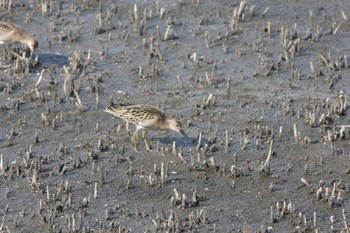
[156,136,198,148]
[38,53,69,67]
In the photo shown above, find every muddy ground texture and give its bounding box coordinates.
[0,0,350,232]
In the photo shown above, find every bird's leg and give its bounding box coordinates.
[132,129,139,152]
[9,49,23,60]
[142,130,150,151]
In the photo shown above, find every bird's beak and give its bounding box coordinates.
[180,129,188,138]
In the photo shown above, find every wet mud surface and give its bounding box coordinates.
[0,0,350,232]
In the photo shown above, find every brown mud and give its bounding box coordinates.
[0,0,350,232]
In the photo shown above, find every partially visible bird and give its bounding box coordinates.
[104,105,187,152]
[0,21,38,57]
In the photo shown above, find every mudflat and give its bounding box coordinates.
[0,0,349,232]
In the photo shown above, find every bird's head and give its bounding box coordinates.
[169,119,188,138]
[28,39,38,52]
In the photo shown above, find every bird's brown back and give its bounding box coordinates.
[105,105,166,125]
[0,21,25,36]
